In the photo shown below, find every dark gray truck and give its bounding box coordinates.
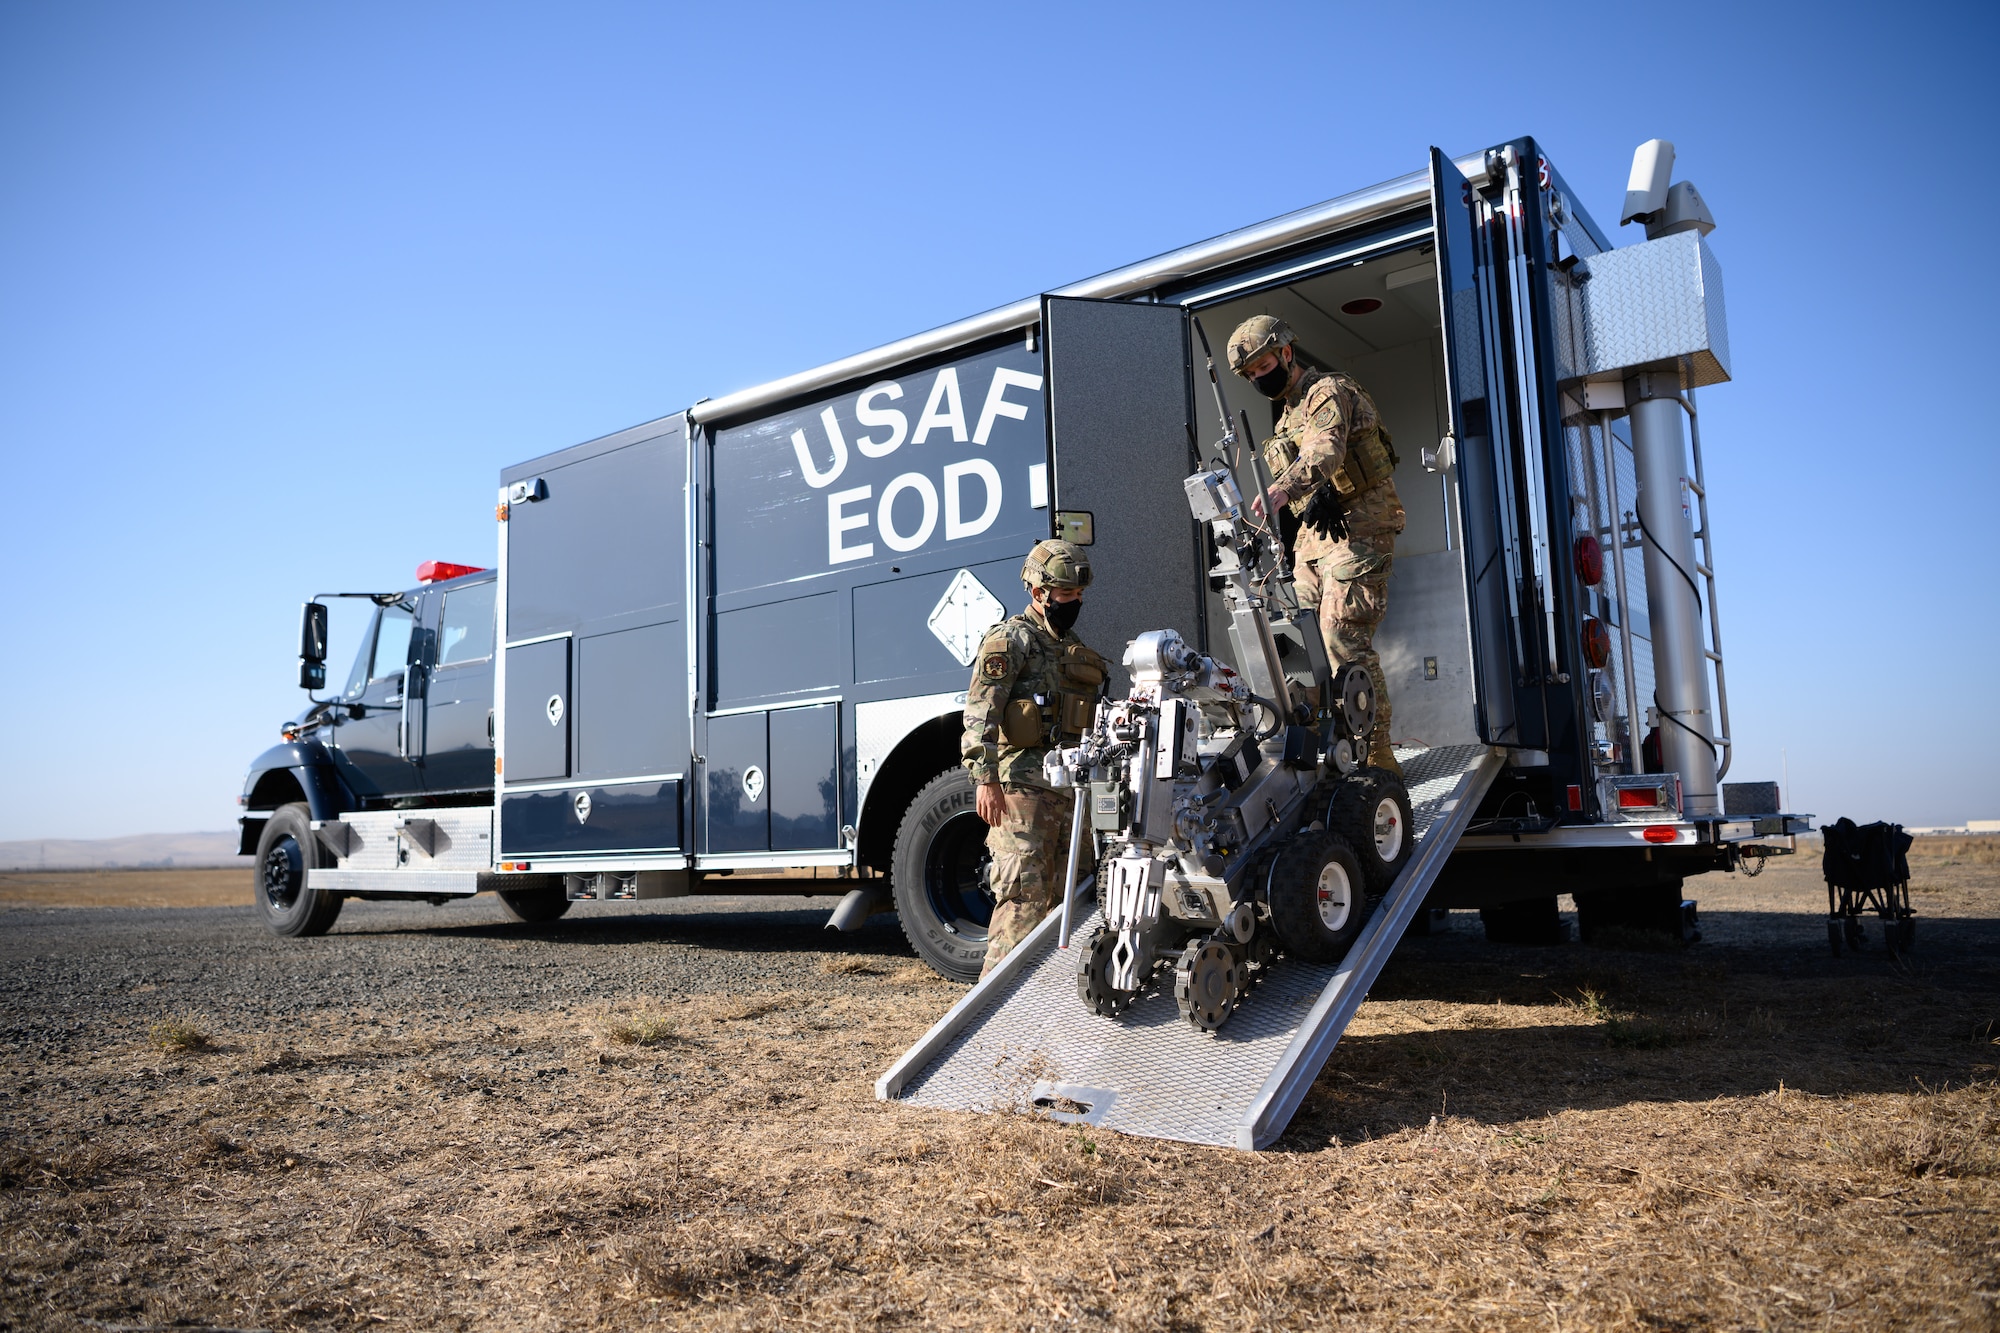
[241,136,1808,978]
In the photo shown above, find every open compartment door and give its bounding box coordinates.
[1430,148,1520,747]
[1042,297,1199,691]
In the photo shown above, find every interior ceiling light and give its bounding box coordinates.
[1340,298,1383,315]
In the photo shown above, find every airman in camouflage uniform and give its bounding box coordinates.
[962,540,1105,976]
[1229,314,1407,774]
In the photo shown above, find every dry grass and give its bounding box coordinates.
[144,1012,214,1053]
[601,1011,686,1048]
[4,851,1999,1329]
[0,866,249,907]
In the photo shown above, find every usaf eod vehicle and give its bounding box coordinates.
[241,137,1808,1149]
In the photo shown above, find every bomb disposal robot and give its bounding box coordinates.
[1046,443,1414,1032]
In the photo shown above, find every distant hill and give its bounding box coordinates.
[0,831,241,870]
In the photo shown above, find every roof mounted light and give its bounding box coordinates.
[416,561,487,583]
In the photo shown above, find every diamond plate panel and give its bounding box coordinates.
[889,743,1492,1148]
[854,691,964,821]
[1572,231,1730,388]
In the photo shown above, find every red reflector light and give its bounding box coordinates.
[1573,533,1603,587]
[1642,825,1677,844]
[1567,784,1582,811]
[1618,787,1663,809]
[417,560,486,583]
[1581,617,1611,669]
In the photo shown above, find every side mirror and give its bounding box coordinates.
[299,602,328,691]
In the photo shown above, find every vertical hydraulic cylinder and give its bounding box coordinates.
[1627,373,1719,815]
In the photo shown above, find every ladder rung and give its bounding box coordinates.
[1685,478,1706,497]
[1696,562,1714,578]
[1704,649,1722,663]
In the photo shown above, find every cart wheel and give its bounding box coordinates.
[1843,916,1867,951]
[1887,916,1916,956]
[1826,917,1843,956]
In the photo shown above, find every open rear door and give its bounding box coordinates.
[1041,297,1199,689]
[1430,149,1521,747]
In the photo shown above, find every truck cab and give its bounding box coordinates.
[238,564,502,932]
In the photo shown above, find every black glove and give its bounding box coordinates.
[1300,485,1348,541]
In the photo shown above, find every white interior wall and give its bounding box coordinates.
[1186,245,1483,749]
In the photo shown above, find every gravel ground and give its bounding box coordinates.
[0,892,913,1041]
[3,855,1997,1330]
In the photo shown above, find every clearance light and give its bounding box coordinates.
[417,560,487,583]
[1340,297,1383,315]
[1581,617,1611,669]
[1642,825,1678,844]
[1618,786,1666,809]
[499,861,532,872]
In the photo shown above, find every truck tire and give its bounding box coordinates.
[254,803,343,937]
[1326,767,1413,895]
[1263,831,1370,964]
[891,768,993,983]
[495,883,571,924]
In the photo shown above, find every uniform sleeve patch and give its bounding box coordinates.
[981,652,1010,680]
[1311,402,1337,429]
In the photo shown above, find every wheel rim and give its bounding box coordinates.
[923,809,992,940]
[1316,860,1353,931]
[1373,797,1405,862]
[261,836,304,912]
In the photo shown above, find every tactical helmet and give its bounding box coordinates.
[1226,314,1295,375]
[1021,539,1093,593]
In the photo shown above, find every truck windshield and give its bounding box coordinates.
[341,612,378,697]
[341,605,416,697]
[371,606,415,682]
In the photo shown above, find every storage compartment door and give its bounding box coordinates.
[1431,147,1521,747]
[1041,296,1199,692]
[703,712,769,853]
[769,703,839,852]
[503,637,570,782]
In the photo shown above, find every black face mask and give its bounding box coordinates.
[1251,361,1291,399]
[1044,597,1082,635]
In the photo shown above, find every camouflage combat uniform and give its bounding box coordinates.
[961,603,1094,976]
[1265,367,1407,753]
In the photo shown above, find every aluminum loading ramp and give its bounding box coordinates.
[877,744,1504,1150]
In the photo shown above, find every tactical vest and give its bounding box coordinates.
[1260,383,1399,513]
[999,642,1107,747]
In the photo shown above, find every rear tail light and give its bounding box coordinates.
[1642,825,1677,844]
[1573,534,1604,587]
[1581,618,1611,669]
[1618,786,1667,809]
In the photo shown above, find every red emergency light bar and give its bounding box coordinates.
[416,561,487,583]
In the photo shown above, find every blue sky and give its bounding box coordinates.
[1,1,1994,840]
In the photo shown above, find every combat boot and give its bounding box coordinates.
[1367,742,1402,778]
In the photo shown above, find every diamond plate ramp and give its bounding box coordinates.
[877,743,1502,1150]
